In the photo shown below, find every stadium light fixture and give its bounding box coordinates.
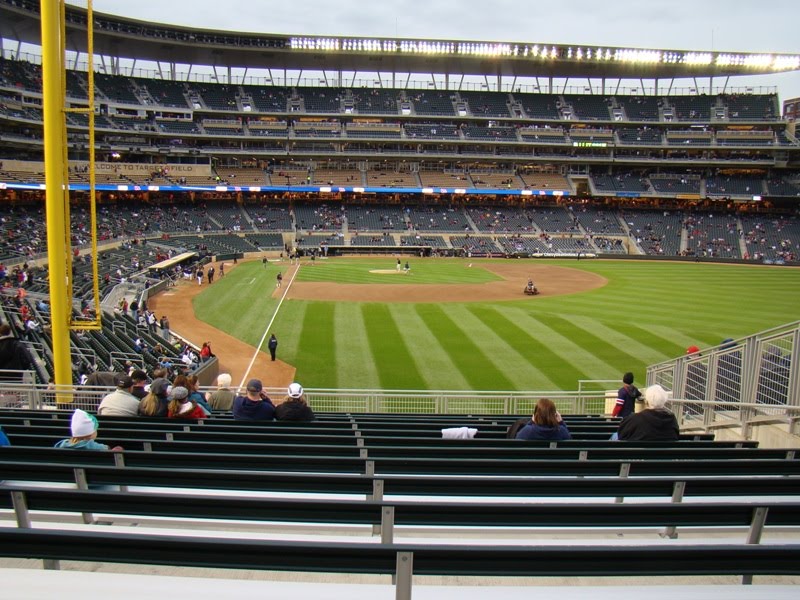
[285,34,799,74]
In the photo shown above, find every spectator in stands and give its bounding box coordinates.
[206,373,235,411]
[186,374,212,415]
[616,384,680,442]
[54,409,122,451]
[515,398,571,441]
[0,323,35,381]
[97,375,140,417]
[199,342,213,362]
[159,315,170,340]
[232,378,275,421]
[167,386,206,419]
[276,383,315,422]
[138,378,170,417]
[611,372,642,418]
[130,369,149,399]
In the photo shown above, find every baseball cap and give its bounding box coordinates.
[71,409,98,437]
[287,382,304,399]
[686,345,700,355]
[116,375,134,388]
[246,379,263,393]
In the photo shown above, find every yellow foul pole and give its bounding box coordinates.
[41,0,73,391]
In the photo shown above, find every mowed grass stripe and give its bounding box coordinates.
[466,306,563,390]
[330,303,381,389]
[295,302,336,386]
[647,323,728,354]
[435,304,543,391]
[622,322,687,359]
[541,314,644,371]
[389,304,470,390]
[193,261,278,347]
[569,317,677,366]
[414,305,515,391]
[362,304,426,389]
[507,308,621,380]
[269,301,306,361]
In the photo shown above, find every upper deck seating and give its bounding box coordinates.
[458,90,512,118]
[513,93,560,119]
[408,90,456,116]
[196,85,239,111]
[95,73,141,105]
[140,78,189,108]
[296,87,345,113]
[562,95,611,120]
[352,88,399,115]
[242,85,289,112]
[616,95,661,121]
[668,95,714,121]
[722,93,777,121]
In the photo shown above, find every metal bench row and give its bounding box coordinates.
[1,447,798,477]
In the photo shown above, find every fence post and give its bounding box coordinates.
[73,468,95,524]
[742,506,769,585]
[381,506,395,544]
[395,551,414,600]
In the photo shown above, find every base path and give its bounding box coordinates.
[285,262,606,303]
[147,260,296,390]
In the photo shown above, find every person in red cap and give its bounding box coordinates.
[686,345,701,355]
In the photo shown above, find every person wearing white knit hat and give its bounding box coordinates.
[276,382,315,422]
[54,409,121,451]
[615,384,680,442]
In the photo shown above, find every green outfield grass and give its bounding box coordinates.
[192,258,800,391]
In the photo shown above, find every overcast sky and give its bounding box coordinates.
[75,0,800,102]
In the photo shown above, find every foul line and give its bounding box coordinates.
[237,264,300,391]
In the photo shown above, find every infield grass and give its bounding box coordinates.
[193,258,800,391]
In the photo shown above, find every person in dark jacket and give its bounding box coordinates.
[0,323,35,381]
[616,384,680,442]
[267,334,278,361]
[611,372,642,418]
[276,382,315,422]
[515,398,571,441]
[232,378,275,420]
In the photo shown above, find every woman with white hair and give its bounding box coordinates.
[206,373,235,411]
[616,384,680,442]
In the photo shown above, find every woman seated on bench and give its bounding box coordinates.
[515,398,571,441]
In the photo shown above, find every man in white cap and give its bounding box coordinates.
[275,382,315,422]
[54,409,121,451]
[616,384,680,442]
[97,375,141,417]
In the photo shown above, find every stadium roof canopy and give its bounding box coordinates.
[1,0,799,81]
